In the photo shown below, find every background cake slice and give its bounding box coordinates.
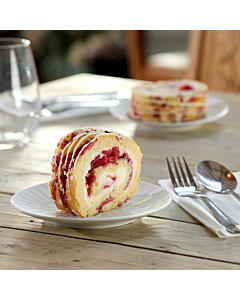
[128,79,208,122]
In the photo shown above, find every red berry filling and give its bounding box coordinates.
[86,174,97,186]
[197,106,204,117]
[85,173,97,197]
[131,96,140,118]
[152,103,160,119]
[101,176,117,190]
[80,141,95,156]
[181,107,187,122]
[150,96,161,100]
[179,84,194,91]
[126,170,133,189]
[98,197,114,212]
[51,175,68,209]
[85,147,133,203]
[117,198,130,207]
[188,97,197,102]
[51,176,58,201]
[91,147,120,168]
[51,152,62,172]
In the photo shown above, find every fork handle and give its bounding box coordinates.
[198,195,240,229]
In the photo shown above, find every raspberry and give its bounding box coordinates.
[179,85,193,90]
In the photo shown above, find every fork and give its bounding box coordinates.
[166,157,240,234]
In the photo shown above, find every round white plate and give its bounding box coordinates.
[11,181,171,229]
[109,95,229,132]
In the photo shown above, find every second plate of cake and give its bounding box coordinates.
[110,95,229,132]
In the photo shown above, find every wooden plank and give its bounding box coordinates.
[0,143,53,174]
[1,227,238,270]
[209,91,240,127]
[2,193,240,265]
[0,168,49,194]
[1,115,240,176]
[135,128,240,172]
[39,73,142,99]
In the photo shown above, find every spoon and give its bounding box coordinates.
[196,160,240,202]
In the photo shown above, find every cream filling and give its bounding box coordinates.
[133,98,206,106]
[133,94,206,103]
[99,166,127,190]
[90,165,128,203]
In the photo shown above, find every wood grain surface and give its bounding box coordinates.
[1,74,240,270]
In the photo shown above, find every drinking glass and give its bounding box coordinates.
[0,38,41,150]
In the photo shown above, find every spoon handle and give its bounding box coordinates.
[229,190,240,202]
[198,195,240,233]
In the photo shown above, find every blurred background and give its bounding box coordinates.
[0,30,129,83]
[0,30,239,92]
[0,30,189,83]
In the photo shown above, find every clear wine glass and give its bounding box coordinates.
[0,37,41,150]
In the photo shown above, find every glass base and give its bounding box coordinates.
[0,132,30,150]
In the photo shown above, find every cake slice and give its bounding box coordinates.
[49,128,143,217]
[128,79,208,122]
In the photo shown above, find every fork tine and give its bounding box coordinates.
[177,157,189,186]
[166,157,178,188]
[183,157,197,187]
[172,157,184,187]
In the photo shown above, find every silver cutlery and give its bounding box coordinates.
[40,100,121,117]
[40,92,130,117]
[196,160,240,202]
[166,157,240,234]
[42,92,129,108]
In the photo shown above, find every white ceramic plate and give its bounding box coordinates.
[109,95,229,132]
[11,181,171,229]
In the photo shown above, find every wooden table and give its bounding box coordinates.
[1,73,240,270]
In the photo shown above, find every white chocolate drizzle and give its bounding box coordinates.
[130,197,151,207]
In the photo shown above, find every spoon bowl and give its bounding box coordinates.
[196,160,240,202]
